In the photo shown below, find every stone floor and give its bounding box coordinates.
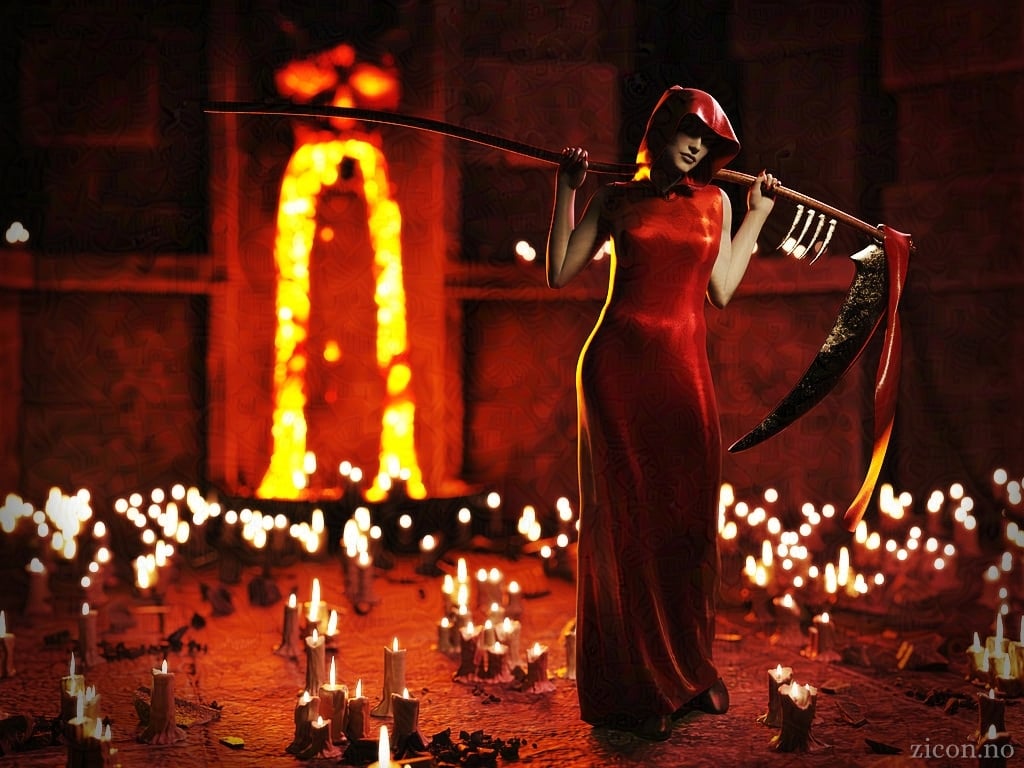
[0,541,1017,768]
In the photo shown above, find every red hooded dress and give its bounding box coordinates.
[574,88,742,725]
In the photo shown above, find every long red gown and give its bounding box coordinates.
[573,87,741,726]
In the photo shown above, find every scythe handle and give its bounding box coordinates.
[202,100,882,241]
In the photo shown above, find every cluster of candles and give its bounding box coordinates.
[274,578,425,761]
[723,478,998,616]
[435,558,559,692]
[59,653,116,765]
[966,614,1024,698]
[3,490,113,616]
[758,664,821,753]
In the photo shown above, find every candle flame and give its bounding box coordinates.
[1003,654,1012,677]
[356,678,362,698]
[457,558,467,583]
[820,612,830,623]
[288,592,297,609]
[988,724,998,740]
[392,636,399,652]
[300,690,312,705]
[988,687,996,699]
[775,663,783,676]
[81,602,89,616]
[402,687,410,698]
[330,657,336,686]
[312,627,319,643]
[0,610,6,635]
[93,718,103,739]
[316,715,324,727]
[161,658,168,674]
[440,617,450,628]
[327,609,338,636]
[378,725,391,768]
[103,723,111,741]
[70,652,76,677]
[309,578,321,622]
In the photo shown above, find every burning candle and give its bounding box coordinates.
[525,642,555,693]
[995,654,1022,698]
[356,550,376,607]
[563,625,576,681]
[436,617,455,655]
[454,623,481,680]
[318,657,348,745]
[390,687,421,746]
[67,688,89,744]
[0,610,15,678]
[491,641,514,681]
[139,659,186,744]
[297,715,341,760]
[78,602,101,669]
[60,653,85,723]
[978,723,1012,768]
[771,682,819,752]
[345,680,369,741]
[441,574,456,615]
[966,631,988,682]
[66,716,113,768]
[305,577,323,634]
[806,612,838,659]
[286,690,320,755]
[482,619,497,648]
[274,592,302,659]
[83,684,101,720]
[24,557,52,617]
[758,664,793,728]
[978,688,1007,738]
[371,637,407,717]
[987,614,1008,655]
[305,628,326,694]
[417,534,440,575]
[505,579,523,620]
[498,617,522,668]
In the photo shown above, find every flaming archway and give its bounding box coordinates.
[256,44,425,502]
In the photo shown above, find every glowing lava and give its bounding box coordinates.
[257,48,424,502]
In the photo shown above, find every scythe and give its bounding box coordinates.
[203,101,912,530]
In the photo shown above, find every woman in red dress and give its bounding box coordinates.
[546,87,780,740]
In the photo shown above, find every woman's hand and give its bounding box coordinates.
[748,170,780,214]
[558,147,589,190]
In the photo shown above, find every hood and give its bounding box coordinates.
[635,87,740,192]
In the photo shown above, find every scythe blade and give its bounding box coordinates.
[728,242,887,453]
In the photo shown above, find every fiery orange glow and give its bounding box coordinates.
[258,52,424,502]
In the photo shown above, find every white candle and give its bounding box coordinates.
[78,602,100,668]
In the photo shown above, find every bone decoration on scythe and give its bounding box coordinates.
[203,100,912,530]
